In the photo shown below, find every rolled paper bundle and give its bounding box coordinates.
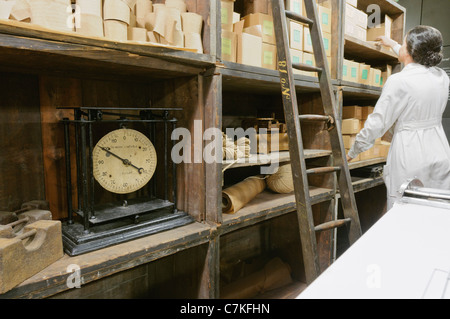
[167,7,181,31]
[266,162,294,194]
[76,13,104,37]
[121,0,137,10]
[104,19,128,41]
[222,176,266,214]
[0,0,15,20]
[104,0,130,25]
[172,28,183,47]
[29,0,74,32]
[165,0,186,13]
[147,30,159,43]
[181,12,202,35]
[129,11,136,27]
[144,12,155,30]
[152,3,166,37]
[76,0,102,17]
[135,0,152,27]
[127,26,147,41]
[184,32,203,53]
[9,0,31,21]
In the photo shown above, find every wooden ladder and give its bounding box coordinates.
[271,0,362,284]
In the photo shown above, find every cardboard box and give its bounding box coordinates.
[322,31,331,57]
[345,60,359,83]
[290,48,303,75]
[367,23,391,41]
[221,0,235,32]
[304,28,331,56]
[361,106,374,119]
[242,13,275,45]
[235,20,263,67]
[286,0,303,15]
[359,63,371,85]
[289,20,303,51]
[343,134,357,149]
[257,132,289,154]
[343,106,363,119]
[344,20,367,41]
[342,118,361,134]
[221,29,236,62]
[318,5,331,33]
[345,3,367,29]
[359,147,374,160]
[342,59,351,82]
[302,52,317,77]
[370,68,382,87]
[243,0,272,16]
[262,43,277,70]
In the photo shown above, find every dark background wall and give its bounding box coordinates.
[398,0,450,139]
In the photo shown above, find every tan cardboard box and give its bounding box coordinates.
[348,60,359,83]
[289,20,303,51]
[345,3,367,29]
[344,20,367,41]
[221,0,235,32]
[221,29,236,62]
[360,147,374,160]
[235,20,262,67]
[243,0,272,16]
[359,63,371,85]
[370,68,382,87]
[262,43,277,70]
[342,59,352,82]
[286,0,303,15]
[318,5,331,33]
[343,134,357,149]
[290,48,303,75]
[361,106,374,119]
[343,106,363,119]
[242,13,275,44]
[342,118,361,134]
[302,52,317,77]
[304,28,331,56]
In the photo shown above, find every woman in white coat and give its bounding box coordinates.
[347,26,450,210]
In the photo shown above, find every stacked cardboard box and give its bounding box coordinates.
[342,59,383,87]
[341,105,390,161]
[344,1,367,41]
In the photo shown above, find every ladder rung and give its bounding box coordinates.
[285,10,314,26]
[314,218,352,232]
[306,166,341,175]
[299,115,330,121]
[292,62,322,73]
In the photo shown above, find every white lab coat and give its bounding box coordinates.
[348,62,450,209]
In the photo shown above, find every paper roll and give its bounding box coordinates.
[165,0,186,13]
[144,12,155,31]
[135,0,152,27]
[180,12,202,35]
[222,176,266,214]
[76,13,103,37]
[29,0,73,32]
[147,30,159,43]
[76,0,102,17]
[127,26,147,41]
[121,0,137,10]
[104,19,127,41]
[104,0,130,25]
[184,32,203,53]
[9,0,30,21]
[0,0,15,20]
[152,3,166,37]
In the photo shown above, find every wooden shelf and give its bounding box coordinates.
[1,221,213,299]
[349,157,386,170]
[344,35,398,63]
[222,150,332,170]
[221,188,335,234]
[351,176,385,193]
[219,61,335,94]
[339,83,382,100]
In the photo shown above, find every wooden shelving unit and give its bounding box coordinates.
[0,0,404,300]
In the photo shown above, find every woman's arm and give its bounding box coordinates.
[376,36,401,56]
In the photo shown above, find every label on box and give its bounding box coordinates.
[343,65,348,76]
[362,69,368,80]
[351,67,357,79]
[323,37,329,50]
[305,58,313,66]
[292,55,301,63]
[322,13,329,26]
[263,51,273,64]
[222,37,232,55]
[221,8,228,23]
[293,29,301,43]
[263,20,273,36]
[293,2,301,13]
[375,74,380,84]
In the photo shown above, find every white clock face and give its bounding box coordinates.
[92,128,157,194]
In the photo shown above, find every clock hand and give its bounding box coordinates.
[100,147,144,174]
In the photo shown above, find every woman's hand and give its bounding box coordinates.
[346,154,353,162]
[375,36,398,49]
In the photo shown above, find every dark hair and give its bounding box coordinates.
[406,26,443,67]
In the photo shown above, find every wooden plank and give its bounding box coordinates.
[344,35,398,62]
[0,72,45,212]
[39,76,82,221]
[0,221,212,299]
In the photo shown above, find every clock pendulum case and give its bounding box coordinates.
[60,107,193,256]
